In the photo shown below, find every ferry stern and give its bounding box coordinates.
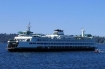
[7,39,19,51]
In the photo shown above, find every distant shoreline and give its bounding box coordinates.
[0,33,105,44]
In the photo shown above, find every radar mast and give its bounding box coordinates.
[27,22,31,31]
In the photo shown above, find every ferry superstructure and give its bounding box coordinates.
[7,23,97,51]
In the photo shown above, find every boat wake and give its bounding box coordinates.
[95,49,105,53]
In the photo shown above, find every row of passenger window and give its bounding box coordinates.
[29,43,94,45]
[37,39,93,42]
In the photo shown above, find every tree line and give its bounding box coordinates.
[0,33,17,42]
[0,33,105,43]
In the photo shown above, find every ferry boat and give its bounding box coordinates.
[7,23,97,52]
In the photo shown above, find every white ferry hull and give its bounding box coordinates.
[7,41,96,52]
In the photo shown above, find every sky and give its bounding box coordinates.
[0,0,105,36]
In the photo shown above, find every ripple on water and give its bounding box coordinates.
[0,43,105,69]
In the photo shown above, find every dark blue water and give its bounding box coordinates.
[0,43,105,69]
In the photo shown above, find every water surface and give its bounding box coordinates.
[0,43,105,69]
